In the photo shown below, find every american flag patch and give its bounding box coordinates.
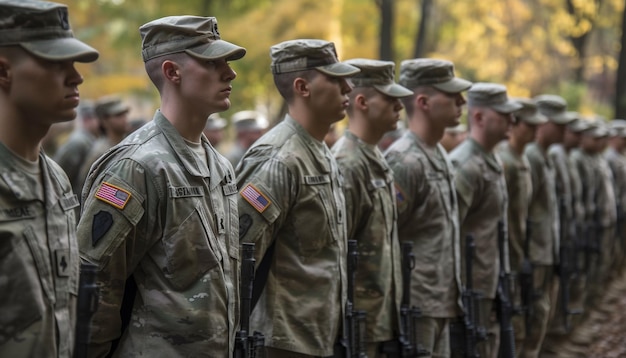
[394,183,405,204]
[95,182,131,209]
[240,184,271,213]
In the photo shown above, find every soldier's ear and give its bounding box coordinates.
[354,93,367,110]
[162,60,181,84]
[294,77,310,98]
[415,93,428,110]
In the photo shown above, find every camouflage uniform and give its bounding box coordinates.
[605,122,626,270]
[0,143,81,357]
[78,112,240,357]
[77,16,246,357]
[332,131,402,346]
[78,137,116,187]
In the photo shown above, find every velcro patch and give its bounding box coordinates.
[240,184,271,213]
[95,182,131,209]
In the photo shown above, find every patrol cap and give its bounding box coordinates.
[232,110,269,131]
[445,123,467,134]
[467,83,522,114]
[344,58,413,98]
[534,95,572,124]
[77,99,96,118]
[140,16,246,62]
[511,97,547,125]
[586,118,609,138]
[205,113,226,130]
[399,59,472,93]
[94,96,130,119]
[0,0,99,62]
[270,39,360,77]
[567,115,592,133]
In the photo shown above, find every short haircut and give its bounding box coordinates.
[346,86,378,117]
[144,52,191,93]
[273,69,319,103]
[401,85,437,117]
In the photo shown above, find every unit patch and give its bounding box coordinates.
[92,210,113,247]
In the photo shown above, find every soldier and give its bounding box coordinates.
[449,83,520,358]
[385,58,471,357]
[225,110,268,167]
[76,16,245,356]
[236,39,359,357]
[496,98,547,356]
[606,120,626,274]
[0,1,99,357]
[203,113,227,148]
[78,95,130,186]
[440,123,468,153]
[378,120,405,152]
[331,58,413,357]
[54,100,100,195]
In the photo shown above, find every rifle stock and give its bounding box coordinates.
[234,243,265,358]
[496,221,516,358]
[74,262,99,358]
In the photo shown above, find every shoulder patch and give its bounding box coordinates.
[394,183,406,204]
[92,210,113,247]
[95,182,131,209]
[241,184,271,213]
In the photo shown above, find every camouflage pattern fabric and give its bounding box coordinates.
[0,142,80,357]
[236,115,347,357]
[332,131,402,343]
[77,111,239,357]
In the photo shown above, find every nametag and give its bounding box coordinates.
[370,179,386,189]
[222,183,238,196]
[60,194,79,211]
[305,175,330,185]
[169,186,204,198]
[0,205,36,220]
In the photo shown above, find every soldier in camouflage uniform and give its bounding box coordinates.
[496,98,547,356]
[0,1,99,357]
[606,120,626,274]
[449,83,519,358]
[236,39,360,357]
[384,59,471,358]
[53,101,100,196]
[76,16,245,357]
[331,58,412,357]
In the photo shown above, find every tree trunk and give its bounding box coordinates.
[413,0,433,59]
[379,0,393,60]
[566,0,600,83]
[615,2,626,119]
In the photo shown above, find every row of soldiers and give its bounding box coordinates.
[3,2,625,358]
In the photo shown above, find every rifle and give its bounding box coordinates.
[518,220,534,337]
[234,243,265,358]
[339,239,367,358]
[74,262,99,358]
[382,241,429,357]
[496,221,516,358]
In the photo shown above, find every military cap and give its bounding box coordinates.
[232,110,269,131]
[343,58,413,98]
[567,115,592,133]
[77,99,96,118]
[511,97,547,125]
[270,39,360,77]
[467,83,521,113]
[94,96,130,119]
[445,123,467,134]
[0,0,99,62]
[205,113,227,130]
[534,94,573,124]
[585,118,609,138]
[140,16,246,62]
[399,59,472,93]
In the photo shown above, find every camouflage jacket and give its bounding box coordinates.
[332,131,402,342]
[450,138,509,299]
[385,131,462,317]
[0,142,80,357]
[498,142,532,273]
[236,115,347,356]
[524,142,559,265]
[606,148,626,225]
[570,149,598,227]
[77,111,239,357]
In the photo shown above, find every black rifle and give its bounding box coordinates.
[496,221,516,358]
[234,243,265,358]
[383,241,429,357]
[518,220,535,337]
[450,234,487,358]
[556,193,582,333]
[74,262,99,358]
[340,239,367,358]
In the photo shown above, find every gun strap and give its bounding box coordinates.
[106,275,137,358]
[251,241,276,309]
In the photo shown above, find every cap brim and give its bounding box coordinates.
[20,37,99,63]
[316,62,361,77]
[374,83,414,98]
[107,103,130,116]
[432,77,472,94]
[491,100,523,114]
[186,39,246,61]
[548,112,576,125]
[520,112,548,125]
